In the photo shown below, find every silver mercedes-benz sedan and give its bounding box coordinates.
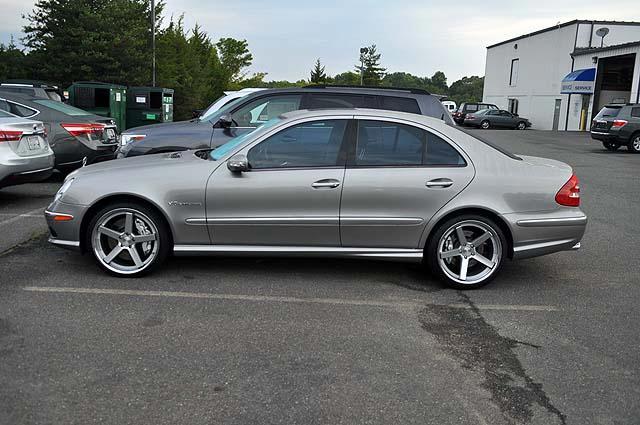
[0,110,54,188]
[45,109,586,288]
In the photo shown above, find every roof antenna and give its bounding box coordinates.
[595,27,609,48]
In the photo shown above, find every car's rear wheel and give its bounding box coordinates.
[87,202,171,277]
[628,134,640,153]
[516,121,527,130]
[426,215,507,289]
[480,120,490,129]
[603,142,620,151]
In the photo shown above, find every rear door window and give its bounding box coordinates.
[465,104,479,112]
[305,94,378,109]
[630,107,640,118]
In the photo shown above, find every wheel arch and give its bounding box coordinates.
[423,207,514,259]
[79,193,174,253]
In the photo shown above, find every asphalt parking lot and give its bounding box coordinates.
[0,130,638,425]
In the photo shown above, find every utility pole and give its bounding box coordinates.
[151,0,156,87]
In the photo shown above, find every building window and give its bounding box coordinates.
[509,59,519,86]
[508,98,519,114]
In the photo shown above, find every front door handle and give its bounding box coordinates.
[312,179,341,189]
[426,178,454,188]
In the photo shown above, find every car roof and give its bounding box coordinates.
[237,86,435,99]
[279,107,450,128]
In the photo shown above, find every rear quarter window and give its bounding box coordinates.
[630,107,640,118]
[380,96,421,114]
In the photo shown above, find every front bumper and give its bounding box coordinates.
[45,201,88,251]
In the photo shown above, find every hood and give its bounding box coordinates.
[123,119,196,135]
[69,151,202,178]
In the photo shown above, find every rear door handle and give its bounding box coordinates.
[312,179,341,189]
[426,178,454,188]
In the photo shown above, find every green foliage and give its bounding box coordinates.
[448,76,484,105]
[356,44,386,86]
[0,39,28,81]
[332,71,360,86]
[310,58,327,83]
[23,0,163,87]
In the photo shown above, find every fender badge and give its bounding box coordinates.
[168,201,202,207]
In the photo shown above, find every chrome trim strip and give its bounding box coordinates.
[513,238,576,253]
[185,218,208,225]
[516,216,587,227]
[16,166,53,175]
[571,242,581,250]
[205,217,338,225]
[173,245,423,262]
[48,237,80,249]
[341,217,424,226]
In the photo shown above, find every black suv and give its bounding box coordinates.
[118,86,454,158]
[590,104,640,153]
[452,102,499,125]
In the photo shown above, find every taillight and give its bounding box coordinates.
[0,130,23,142]
[611,120,627,128]
[61,123,106,137]
[555,174,580,207]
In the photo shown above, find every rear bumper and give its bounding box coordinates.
[0,148,55,188]
[503,211,587,260]
[54,138,118,169]
[590,131,626,144]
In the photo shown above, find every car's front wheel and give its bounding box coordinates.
[87,202,171,277]
[426,215,507,289]
[603,142,620,151]
[480,120,490,129]
[628,134,640,153]
[516,121,527,130]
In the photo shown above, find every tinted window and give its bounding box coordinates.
[630,107,640,118]
[380,96,421,114]
[465,104,479,112]
[486,110,499,115]
[0,109,13,118]
[306,94,377,109]
[232,95,302,127]
[248,119,347,169]
[1,100,38,117]
[355,120,464,167]
[594,106,621,119]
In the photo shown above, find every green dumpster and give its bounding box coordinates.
[66,82,127,131]
[125,87,174,130]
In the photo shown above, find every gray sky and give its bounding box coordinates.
[1,0,639,83]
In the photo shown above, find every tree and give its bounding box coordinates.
[0,38,29,80]
[428,71,448,95]
[448,76,484,105]
[332,71,360,86]
[310,58,327,83]
[216,38,253,84]
[23,0,164,87]
[356,44,386,86]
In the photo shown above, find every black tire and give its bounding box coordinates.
[426,214,508,290]
[85,201,171,277]
[628,134,640,153]
[516,121,527,130]
[480,120,490,129]
[603,142,620,151]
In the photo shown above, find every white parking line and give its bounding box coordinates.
[22,286,560,312]
[0,207,45,226]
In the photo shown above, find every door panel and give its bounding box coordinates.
[340,167,473,247]
[206,168,344,246]
[340,119,474,248]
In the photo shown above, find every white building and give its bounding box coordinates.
[483,20,640,130]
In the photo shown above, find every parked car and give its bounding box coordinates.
[590,104,640,153]
[452,102,499,125]
[0,92,118,171]
[464,109,531,130]
[0,109,54,188]
[191,88,266,119]
[441,100,457,113]
[117,85,455,158]
[46,108,585,289]
[0,80,65,102]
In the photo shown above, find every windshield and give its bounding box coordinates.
[209,117,281,160]
[33,99,92,116]
[594,106,621,119]
[200,95,247,122]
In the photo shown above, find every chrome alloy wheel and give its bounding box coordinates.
[631,135,640,153]
[91,208,159,275]
[437,220,502,285]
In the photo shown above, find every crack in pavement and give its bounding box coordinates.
[418,293,566,424]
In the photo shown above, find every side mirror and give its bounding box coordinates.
[214,114,234,129]
[192,109,203,118]
[227,154,248,173]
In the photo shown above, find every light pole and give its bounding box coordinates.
[359,47,368,86]
[151,0,156,87]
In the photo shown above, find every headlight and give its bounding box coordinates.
[120,134,146,146]
[54,178,75,202]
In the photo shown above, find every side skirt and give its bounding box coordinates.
[173,245,424,263]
